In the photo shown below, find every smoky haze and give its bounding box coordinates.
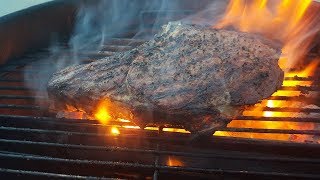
[23,0,227,106]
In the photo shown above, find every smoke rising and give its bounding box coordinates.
[24,0,320,109]
[24,0,227,106]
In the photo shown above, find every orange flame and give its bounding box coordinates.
[167,156,184,167]
[215,0,317,70]
[215,60,320,142]
[111,126,120,136]
[286,60,320,78]
[61,0,320,143]
[93,99,133,125]
[215,0,312,39]
[94,100,113,124]
[213,0,320,143]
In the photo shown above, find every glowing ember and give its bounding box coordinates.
[144,127,159,131]
[272,90,301,97]
[122,125,140,129]
[117,118,131,122]
[94,100,112,124]
[111,126,120,136]
[163,128,190,134]
[57,104,85,119]
[167,156,184,167]
[91,99,133,125]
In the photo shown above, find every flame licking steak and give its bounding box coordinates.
[48,22,284,135]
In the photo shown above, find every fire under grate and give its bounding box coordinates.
[1,0,320,178]
[0,34,320,179]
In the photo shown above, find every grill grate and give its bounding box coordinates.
[0,2,318,175]
[0,35,320,179]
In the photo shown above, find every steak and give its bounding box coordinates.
[48,22,284,135]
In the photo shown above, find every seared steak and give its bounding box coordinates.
[48,22,284,134]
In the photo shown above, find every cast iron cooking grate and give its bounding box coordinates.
[0,33,320,179]
[1,2,320,179]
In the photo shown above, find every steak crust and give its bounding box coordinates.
[48,22,284,134]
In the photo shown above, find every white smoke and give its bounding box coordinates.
[24,0,228,103]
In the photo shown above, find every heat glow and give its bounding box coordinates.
[111,126,120,136]
[214,60,320,142]
[213,0,320,143]
[64,0,320,143]
[94,100,113,124]
[167,156,184,167]
[215,0,317,70]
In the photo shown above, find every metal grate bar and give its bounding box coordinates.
[0,124,319,149]
[0,104,41,110]
[0,168,111,180]
[2,118,320,138]
[268,96,317,101]
[1,114,320,138]
[0,87,29,91]
[1,153,319,179]
[284,77,320,81]
[260,107,320,113]
[0,4,319,179]
[0,79,24,83]
[0,115,130,131]
[0,114,100,124]
[1,138,320,163]
[0,95,43,100]
[1,114,320,136]
[280,86,320,91]
[236,116,320,123]
[220,128,320,135]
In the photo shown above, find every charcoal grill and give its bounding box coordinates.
[1,0,320,179]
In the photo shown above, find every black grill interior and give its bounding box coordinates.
[0,0,320,179]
